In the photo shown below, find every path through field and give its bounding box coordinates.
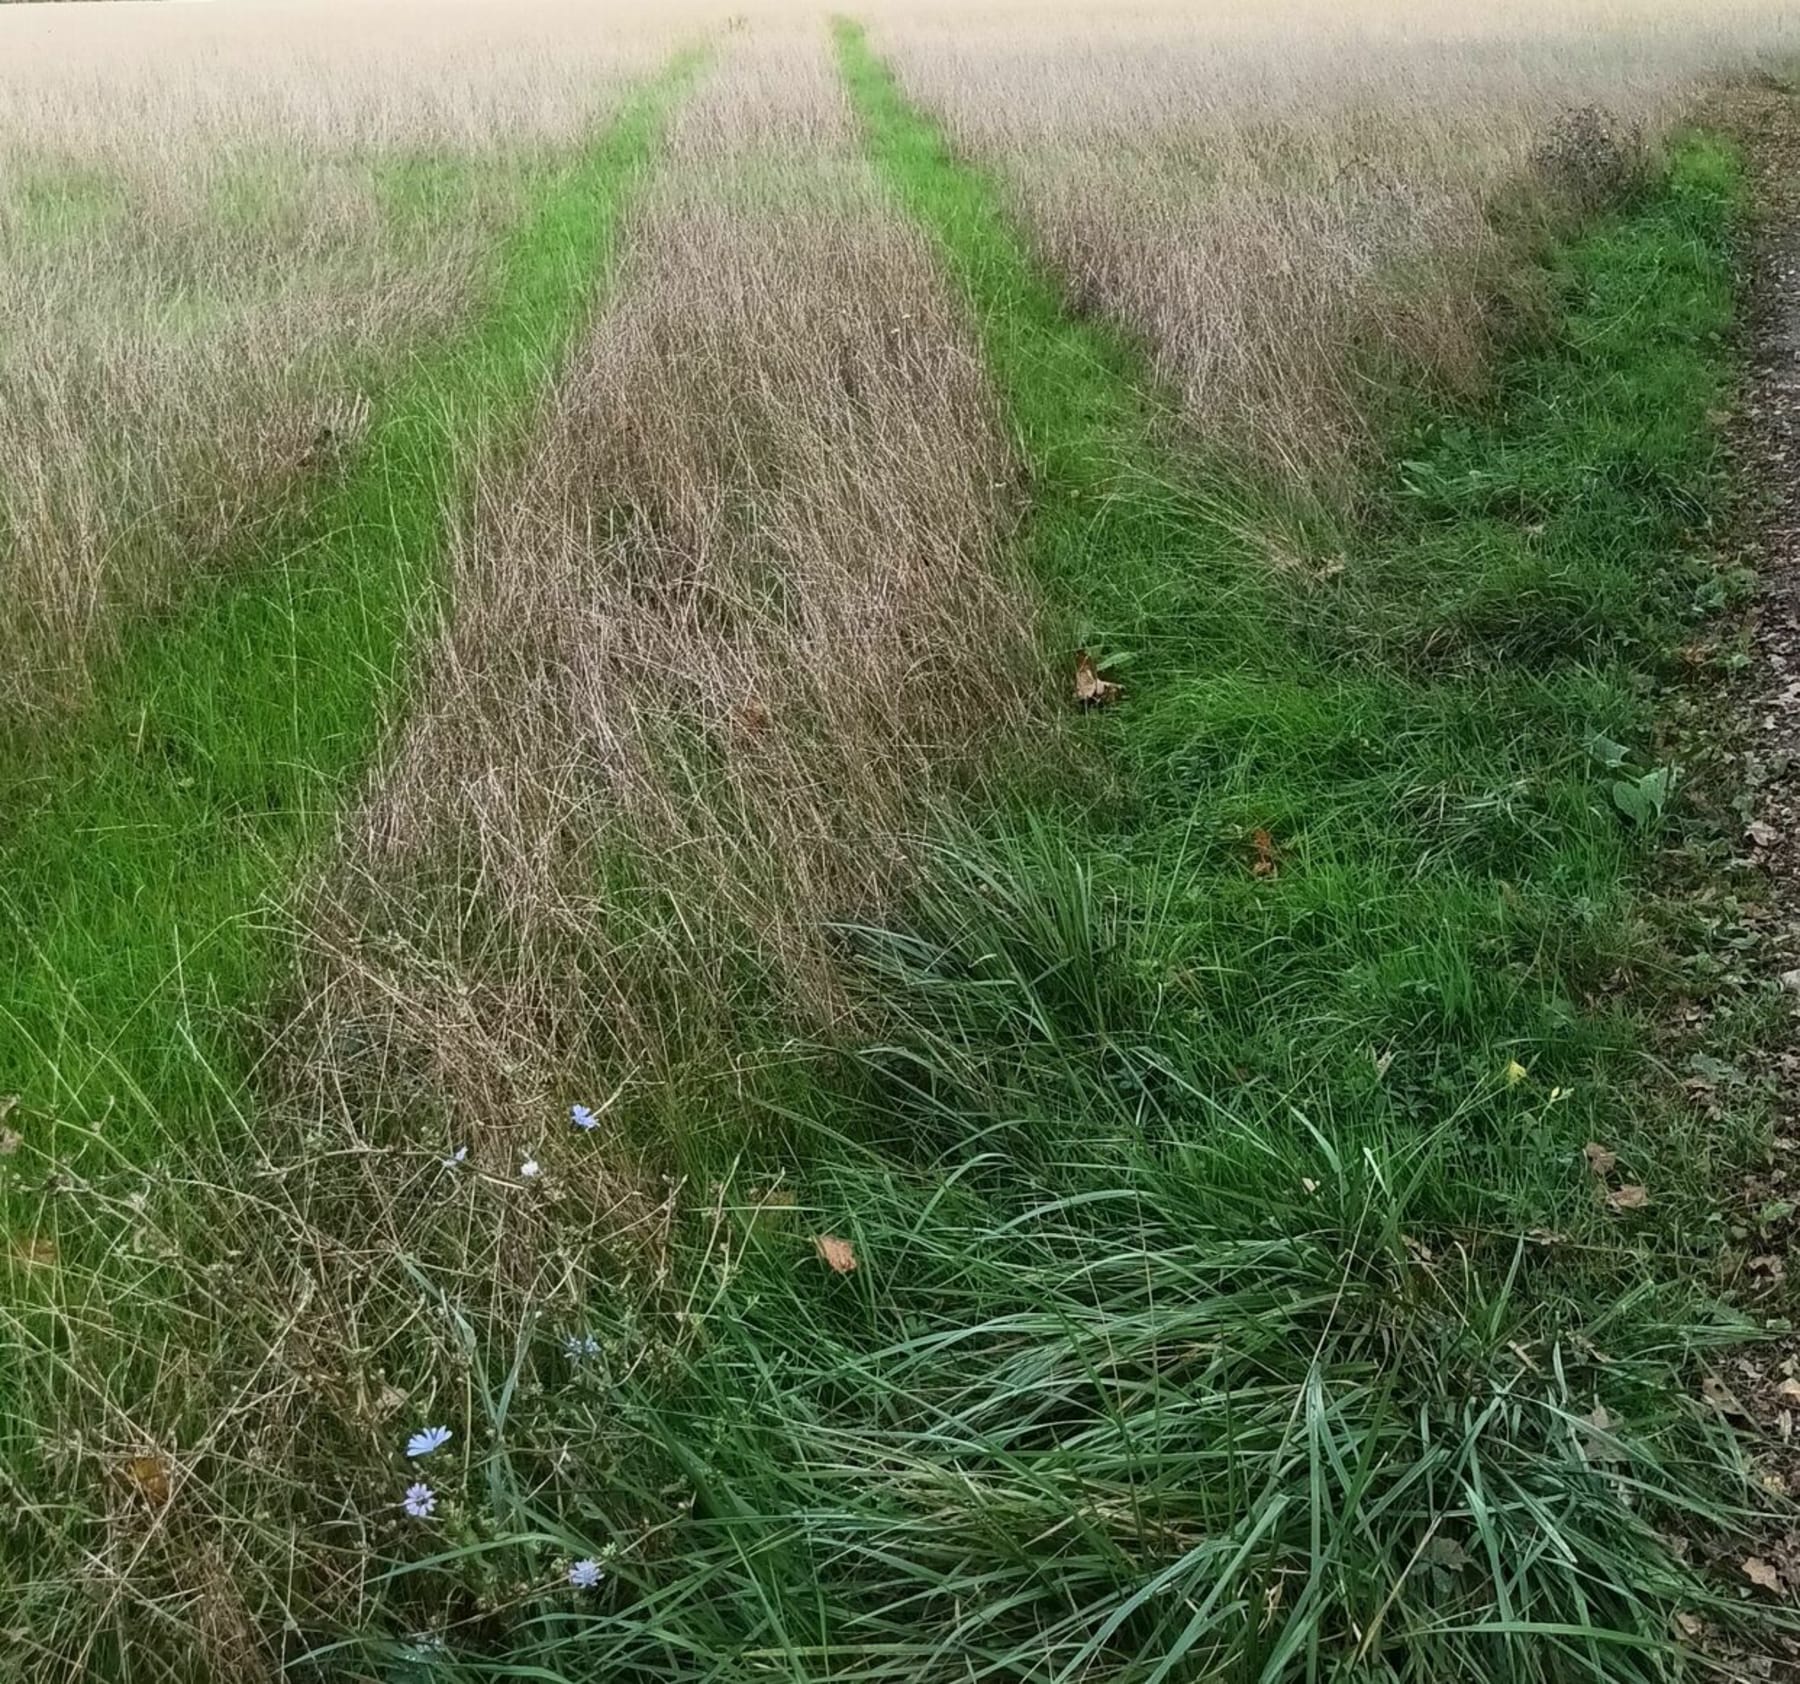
[0,52,695,1145]
[6,9,1800,1680]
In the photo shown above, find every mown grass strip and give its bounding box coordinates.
[0,52,703,1146]
[832,21,1286,693]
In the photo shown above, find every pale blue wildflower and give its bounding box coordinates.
[571,1104,598,1131]
[520,1158,540,1179]
[568,1558,603,1589]
[441,1145,468,1169]
[406,1425,452,1459]
[564,1332,601,1361]
[403,1482,436,1519]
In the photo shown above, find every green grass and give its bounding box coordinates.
[328,37,1779,1680]
[0,31,1782,1682]
[0,52,701,1150]
[830,24,1741,1170]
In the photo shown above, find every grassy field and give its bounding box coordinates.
[2,1,1799,1679]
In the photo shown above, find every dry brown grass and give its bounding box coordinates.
[289,24,1043,1155]
[873,0,1800,498]
[0,0,676,151]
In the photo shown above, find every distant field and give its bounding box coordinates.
[2,2,1798,1679]
[877,0,1800,493]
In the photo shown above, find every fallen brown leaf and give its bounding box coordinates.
[0,1127,19,1158]
[1420,1534,1471,1571]
[1583,1142,1618,1177]
[121,1455,171,1508]
[1250,828,1279,879]
[1702,1375,1746,1416]
[11,1236,55,1268]
[814,1234,857,1275]
[1073,650,1121,707]
[1742,1557,1784,1595]
[1606,1184,1649,1212]
[1777,1378,1800,1404]
[1748,820,1782,849]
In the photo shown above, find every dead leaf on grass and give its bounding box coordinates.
[1250,828,1279,879]
[1606,1184,1649,1212]
[1702,1375,1747,1416]
[1073,651,1121,707]
[1748,820,1782,849]
[814,1234,858,1274]
[121,1455,171,1508]
[1584,1142,1618,1177]
[1579,1404,1628,1464]
[1420,1534,1471,1571]
[0,1128,19,1158]
[1742,1557,1784,1595]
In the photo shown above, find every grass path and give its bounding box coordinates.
[474,27,1787,1679]
[833,18,1739,1159]
[832,22,1285,687]
[0,27,1782,1678]
[0,53,702,1150]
